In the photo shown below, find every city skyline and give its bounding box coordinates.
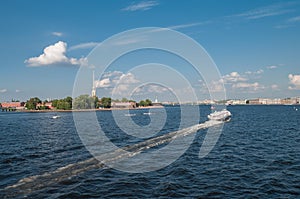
[0,0,300,102]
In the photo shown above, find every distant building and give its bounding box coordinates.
[281,98,297,105]
[246,99,261,104]
[0,102,25,110]
[36,102,54,109]
[111,102,136,109]
[226,99,246,105]
[197,99,216,105]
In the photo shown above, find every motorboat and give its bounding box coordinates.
[124,113,136,117]
[208,109,231,122]
[52,115,61,119]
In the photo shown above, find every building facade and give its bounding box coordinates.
[111,102,137,109]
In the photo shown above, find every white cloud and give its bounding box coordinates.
[245,69,264,75]
[15,89,21,93]
[142,85,169,93]
[275,14,300,29]
[52,32,63,37]
[255,69,264,74]
[0,89,7,93]
[96,71,139,89]
[288,74,300,90]
[287,16,300,22]
[122,1,159,11]
[113,84,130,95]
[232,82,264,91]
[222,72,248,83]
[271,84,279,90]
[274,24,292,29]
[25,41,87,66]
[69,42,100,51]
[119,73,139,84]
[222,71,266,93]
[112,37,145,46]
[95,78,111,88]
[232,3,293,20]
[168,21,211,30]
[267,65,277,69]
[201,79,223,93]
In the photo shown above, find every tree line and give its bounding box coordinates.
[24,95,152,110]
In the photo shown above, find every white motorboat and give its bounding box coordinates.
[125,113,136,117]
[208,109,231,122]
[52,115,61,119]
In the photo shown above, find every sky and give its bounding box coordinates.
[0,0,300,102]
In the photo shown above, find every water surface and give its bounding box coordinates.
[1,105,299,198]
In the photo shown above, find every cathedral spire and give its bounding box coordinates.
[91,70,96,97]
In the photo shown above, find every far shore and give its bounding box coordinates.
[12,105,164,113]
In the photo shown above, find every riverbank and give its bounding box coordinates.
[11,105,164,113]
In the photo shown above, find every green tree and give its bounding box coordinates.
[139,100,146,107]
[145,99,152,106]
[65,96,73,107]
[138,99,152,107]
[52,99,59,107]
[121,97,128,102]
[25,97,41,110]
[73,95,96,109]
[51,97,72,110]
[100,97,111,108]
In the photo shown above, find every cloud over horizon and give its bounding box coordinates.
[25,41,87,67]
[288,74,300,90]
[52,32,63,37]
[69,42,100,51]
[222,72,248,83]
[232,2,293,20]
[122,1,159,11]
[95,71,139,89]
[222,71,266,93]
[266,65,277,69]
[0,89,7,93]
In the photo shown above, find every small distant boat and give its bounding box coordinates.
[143,112,152,115]
[208,109,231,122]
[125,113,136,117]
[52,115,61,119]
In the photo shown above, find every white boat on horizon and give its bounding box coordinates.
[208,109,231,122]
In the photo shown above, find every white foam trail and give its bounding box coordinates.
[5,120,223,196]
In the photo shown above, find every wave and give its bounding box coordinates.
[4,120,223,197]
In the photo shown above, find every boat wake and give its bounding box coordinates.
[4,120,224,197]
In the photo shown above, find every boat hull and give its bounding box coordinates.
[208,110,231,122]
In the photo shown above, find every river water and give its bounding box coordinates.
[0,105,299,198]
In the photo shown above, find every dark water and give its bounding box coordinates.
[0,105,300,198]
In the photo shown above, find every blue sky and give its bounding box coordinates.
[0,0,300,102]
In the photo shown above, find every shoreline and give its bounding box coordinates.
[10,105,164,113]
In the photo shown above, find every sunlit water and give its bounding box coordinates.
[1,105,299,198]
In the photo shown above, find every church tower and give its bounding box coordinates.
[155,96,158,103]
[91,70,96,97]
